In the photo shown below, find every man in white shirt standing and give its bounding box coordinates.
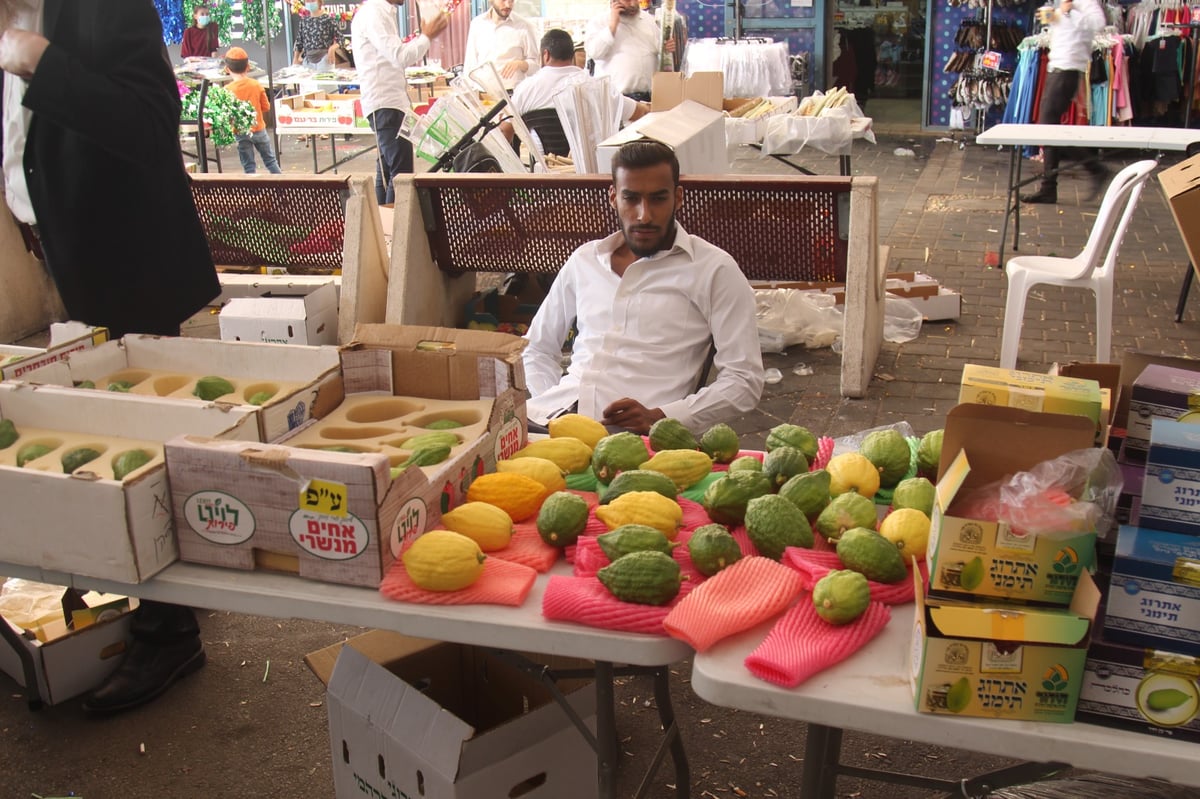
[585,0,672,101]
[1021,0,1108,205]
[462,0,538,92]
[352,0,449,204]
[522,140,764,434]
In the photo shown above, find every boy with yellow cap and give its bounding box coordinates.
[224,47,281,174]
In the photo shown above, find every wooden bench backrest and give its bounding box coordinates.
[413,173,852,283]
[189,174,352,274]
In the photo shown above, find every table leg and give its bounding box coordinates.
[595,660,619,799]
[329,135,339,175]
[840,155,851,177]
[800,722,843,799]
[651,664,690,798]
[998,146,1018,265]
[310,135,319,173]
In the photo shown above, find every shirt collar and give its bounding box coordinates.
[597,221,695,264]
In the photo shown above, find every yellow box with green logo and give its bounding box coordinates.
[927,404,1099,606]
[911,569,1101,723]
[959,364,1102,429]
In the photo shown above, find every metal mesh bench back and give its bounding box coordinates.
[189,175,351,274]
[415,174,851,282]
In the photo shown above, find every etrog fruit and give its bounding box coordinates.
[16,442,52,467]
[107,380,134,392]
[0,419,17,450]
[62,447,101,474]
[194,376,235,401]
[112,449,153,480]
[247,390,275,406]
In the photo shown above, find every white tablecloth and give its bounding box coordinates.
[683,38,792,98]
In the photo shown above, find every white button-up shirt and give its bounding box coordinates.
[351,0,430,117]
[2,0,42,225]
[462,11,539,91]
[585,10,661,95]
[523,224,764,431]
[1047,0,1105,72]
[509,64,637,123]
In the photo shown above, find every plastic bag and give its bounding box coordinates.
[0,577,66,630]
[954,447,1123,540]
[755,288,843,353]
[831,420,917,457]
[883,296,923,343]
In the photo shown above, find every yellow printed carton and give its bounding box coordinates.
[927,404,1098,605]
[959,364,1102,436]
[911,569,1101,723]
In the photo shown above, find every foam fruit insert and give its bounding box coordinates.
[0,424,162,481]
[86,367,306,406]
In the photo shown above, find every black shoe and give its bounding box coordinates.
[1021,189,1057,205]
[81,637,205,715]
[1087,166,1111,202]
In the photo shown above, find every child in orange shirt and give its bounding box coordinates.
[224,47,281,174]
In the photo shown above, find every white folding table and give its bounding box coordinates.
[0,559,693,799]
[975,124,1200,265]
[692,611,1200,798]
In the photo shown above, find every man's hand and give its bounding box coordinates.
[609,0,622,33]
[500,58,527,79]
[664,37,676,53]
[602,398,665,435]
[422,9,451,39]
[0,28,49,80]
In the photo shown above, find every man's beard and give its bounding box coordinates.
[624,215,676,258]
[491,5,511,17]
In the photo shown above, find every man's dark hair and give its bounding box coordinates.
[611,140,679,185]
[540,29,574,63]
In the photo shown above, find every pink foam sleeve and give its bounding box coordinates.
[745,599,892,688]
[662,556,804,651]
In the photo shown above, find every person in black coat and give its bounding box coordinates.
[0,0,221,714]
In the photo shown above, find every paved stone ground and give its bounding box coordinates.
[2,131,1199,798]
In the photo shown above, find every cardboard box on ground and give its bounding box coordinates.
[165,325,528,588]
[219,281,339,346]
[305,630,598,799]
[752,271,963,321]
[0,586,136,705]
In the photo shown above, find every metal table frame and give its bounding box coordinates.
[975,124,1200,265]
[1,559,692,799]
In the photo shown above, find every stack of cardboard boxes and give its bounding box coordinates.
[1077,353,1200,741]
[911,364,1107,724]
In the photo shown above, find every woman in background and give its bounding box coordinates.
[181,4,220,58]
[293,0,341,70]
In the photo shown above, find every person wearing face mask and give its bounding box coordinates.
[293,0,342,71]
[181,4,220,58]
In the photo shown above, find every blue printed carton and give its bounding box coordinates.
[1140,418,1200,537]
[1104,525,1200,657]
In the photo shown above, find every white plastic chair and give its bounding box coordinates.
[999,159,1158,370]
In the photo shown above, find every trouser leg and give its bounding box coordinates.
[236,135,257,173]
[1037,70,1082,191]
[370,108,413,205]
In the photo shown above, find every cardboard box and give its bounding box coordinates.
[0,324,109,381]
[0,591,135,705]
[0,382,258,582]
[927,404,1098,605]
[275,91,369,130]
[753,272,962,321]
[910,569,1101,723]
[165,325,528,587]
[1110,351,1200,446]
[219,281,339,346]
[596,100,728,176]
[1123,364,1200,462]
[723,96,798,146]
[958,364,1103,432]
[1138,418,1200,536]
[651,71,724,112]
[307,631,598,799]
[1077,622,1200,743]
[22,335,342,443]
[1158,152,1200,275]
[1105,525,1200,657]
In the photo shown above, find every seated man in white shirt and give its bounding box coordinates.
[500,28,648,153]
[522,141,765,435]
[462,0,539,91]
